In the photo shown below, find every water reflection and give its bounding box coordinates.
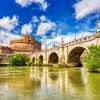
[0,67,100,100]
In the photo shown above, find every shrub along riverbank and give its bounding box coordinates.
[9,54,43,67]
[85,45,100,72]
[9,54,30,66]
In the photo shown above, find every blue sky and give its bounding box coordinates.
[0,0,100,48]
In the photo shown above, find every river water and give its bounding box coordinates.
[0,66,100,100]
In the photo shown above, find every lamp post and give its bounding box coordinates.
[74,33,77,41]
[53,43,55,48]
[97,20,100,32]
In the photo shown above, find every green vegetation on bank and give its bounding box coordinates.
[26,61,32,66]
[85,45,100,72]
[9,54,30,66]
[36,59,43,67]
[9,54,42,67]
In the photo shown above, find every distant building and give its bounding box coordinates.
[0,46,13,54]
[0,34,41,54]
[0,46,12,64]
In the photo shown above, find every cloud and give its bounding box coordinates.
[0,15,18,32]
[37,21,56,35]
[16,0,48,11]
[41,32,94,49]
[16,0,31,7]
[20,15,56,36]
[51,32,56,38]
[74,0,100,19]
[0,15,19,46]
[21,23,32,34]
[36,15,56,36]
[40,15,46,22]
[0,31,20,46]
[32,16,39,22]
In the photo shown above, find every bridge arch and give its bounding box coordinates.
[39,55,43,64]
[48,52,59,64]
[67,45,89,67]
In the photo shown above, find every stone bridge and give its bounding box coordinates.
[31,25,100,66]
[0,21,100,67]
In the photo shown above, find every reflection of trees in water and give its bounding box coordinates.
[0,77,8,85]
[67,68,85,92]
[49,73,59,81]
[48,68,59,81]
[0,68,9,84]
[66,68,88,100]
[38,67,43,74]
[48,67,59,72]
[87,73,100,98]
[0,68,41,100]
[7,69,41,100]
[8,69,41,91]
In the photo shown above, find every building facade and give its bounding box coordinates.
[10,34,41,53]
[0,34,41,54]
[0,46,13,54]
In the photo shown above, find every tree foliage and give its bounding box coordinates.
[85,45,100,72]
[9,54,29,66]
[36,58,42,67]
[26,61,32,66]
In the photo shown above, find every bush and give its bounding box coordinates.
[26,61,32,66]
[9,54,29,66]
[36,59,42,67]
[85,45,100,72]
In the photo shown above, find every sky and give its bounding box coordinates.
[0,0,100,49]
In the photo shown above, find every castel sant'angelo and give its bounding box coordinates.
[0,34,41,54]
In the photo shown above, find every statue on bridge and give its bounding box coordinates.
[97,20,100,32]
[95,20,100,37]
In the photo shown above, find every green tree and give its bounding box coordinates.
[85,45,100,72]
[9,54,29,66]
[26,61,32,66]
[36,59,42,67]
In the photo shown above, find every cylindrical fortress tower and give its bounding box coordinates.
[10,34,41,52]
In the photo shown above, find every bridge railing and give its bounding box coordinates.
[64,34,96,46]
[32,34,98,54]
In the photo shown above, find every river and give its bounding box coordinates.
[0,66,100,100]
